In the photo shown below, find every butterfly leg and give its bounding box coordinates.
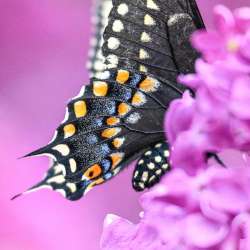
[132,141,171,192]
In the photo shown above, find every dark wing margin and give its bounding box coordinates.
[14,0,205,201]
[189,0,205,29]
[132,141,171,191]
[87,0,113,77]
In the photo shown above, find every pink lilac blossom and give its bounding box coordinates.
[166,5,250,172]
[101,166,250,250]
[101,5,250,250]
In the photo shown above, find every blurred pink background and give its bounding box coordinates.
[0,1,249,250]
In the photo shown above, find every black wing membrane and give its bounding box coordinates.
[102,0,204,82]
[132,142,171,191]
[17,0,204,201]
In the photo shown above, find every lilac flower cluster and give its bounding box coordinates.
[101,5,250,250]
[166,5,250,173]
[101,167,250,249]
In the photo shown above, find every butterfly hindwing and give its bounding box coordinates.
[12,160,85,201]
[132,141,171,191]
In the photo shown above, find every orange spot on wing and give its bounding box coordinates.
[116,70,129,84]
[118,103,131,116]
[110,153,124,169]
[106,117,120,126]
[132,92,145,106]
[84,164,102,179]
[74,101,87,118]
[63,124,76,138]
[102,128,121,138]
[139,77,158,92]
[93,81,108,96]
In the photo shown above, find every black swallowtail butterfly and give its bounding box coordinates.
[14,0,205,201]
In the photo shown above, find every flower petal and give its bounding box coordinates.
[191,30,225,62]
[214,5,235,33]
[165,91,195,145]
[101,214,136,250]
[184,213,228,248]
[230,76,250,119]
[235,7,250,32]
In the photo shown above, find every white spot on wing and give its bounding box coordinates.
[94,60,106,71]
[147,162,155,169]
[139,65,148,72]
[69,158,77,173]
[95,71,111,80]
[134,170,139,178]
[47,175,65,184]
[155,156,162,163]
[162,163,169,169]
[139,49,150,59]
[156,169,162,175]
[144,14,155,26]
[141,32,151,42]
[147,0,159,10]
[107,37,120,50]
[164,150,170,157]
[138,182,145,189]
[149,175,156,182]
[52,144,70,156]
[142,171,149,182]
[138,159,144,165]
[107,54,119,66]
[117,3,129,16]
[54,163,66,176]
[112,20,124,32]
[66,183,77,193]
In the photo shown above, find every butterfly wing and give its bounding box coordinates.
[87,0,113,77]
[18,0,204,201]
[132,142,171,191]
[23,70,170,200]
[102,0,204,79]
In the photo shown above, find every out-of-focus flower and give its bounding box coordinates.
[101,214,164,250]
[101,166,250,250]
[166,91,195,145]
[165,5,250,170]
[193,5,250,63]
